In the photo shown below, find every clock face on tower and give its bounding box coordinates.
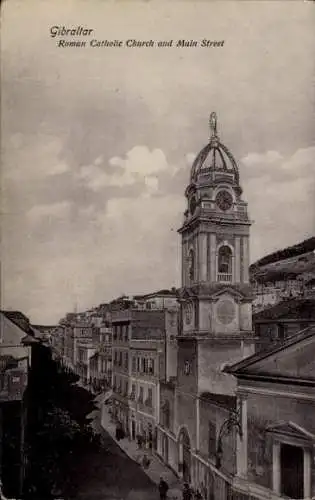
[215,190,233,211]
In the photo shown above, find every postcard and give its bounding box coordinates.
[1,1,314,500]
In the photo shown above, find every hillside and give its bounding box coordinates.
[250,237,315,284]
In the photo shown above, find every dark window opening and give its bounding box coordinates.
[218,245,232,275]
[280,443,304,499]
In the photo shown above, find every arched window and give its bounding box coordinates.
[188,249,195,282]
[217,245,232,281]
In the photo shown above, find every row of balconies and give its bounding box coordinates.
[113,361,129,371]
[113,335,129,344]
[112,387,153,406]
[131,368,156,378]
[98,344,112,354]
[113,390,153,411]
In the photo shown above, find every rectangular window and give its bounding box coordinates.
[124,380,128,396]
[131,383,136,398]
[119,351,122,366]
[139,386,144,403]
[147,388,153,405]
[278,324,286,340]
[132,357,136,372]
[137,357,140,372]
[148,358,154,374]
[125,352,129,370]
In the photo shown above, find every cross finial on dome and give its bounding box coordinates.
[209,112,217,138]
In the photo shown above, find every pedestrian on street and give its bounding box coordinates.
[182,482,193,500]
[136,434,143,449]
[158,476,169,500]
[142,453,151,469]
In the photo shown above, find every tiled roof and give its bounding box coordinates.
[253,298,315,321]
[224,325,315,375]
[134,289,178,300]
[1,310,33,334]
[199,392,236,411]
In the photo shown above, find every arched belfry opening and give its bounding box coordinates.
[217,245,233,282]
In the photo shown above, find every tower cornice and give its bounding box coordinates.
[178,283,254,300]
[178,216,252,234]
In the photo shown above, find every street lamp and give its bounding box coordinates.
[215,404,243,470]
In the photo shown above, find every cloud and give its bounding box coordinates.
[77,146,180,193]
[2,141,186,322]
[1,0,314,323]
[144,176,159,195]
[242,150,283,167]
[242,147,315,261]
[2,141,314,324]
[26,201,72,224]
[111,147,170,176]
[78,164,136,191]
[3,133,70,182]
[186,153,197,165]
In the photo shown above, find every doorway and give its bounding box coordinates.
[178,427,191,483]
[131,420,136,440]
[280,443,304,499]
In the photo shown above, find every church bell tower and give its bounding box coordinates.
[177,113,255,395]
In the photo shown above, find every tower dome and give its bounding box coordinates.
[190,112,240,186]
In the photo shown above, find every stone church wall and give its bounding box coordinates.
[175,390,197,451]
[199,400,236,476]
[198,341,240,395]
[246,390,315,495]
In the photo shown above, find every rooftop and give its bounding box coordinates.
[134,288,178,300]
[224,325,315,376]
[253,298,315,322]
[199,391,236,411]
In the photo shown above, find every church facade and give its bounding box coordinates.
[157,113,257,498]
[156,114,315,500]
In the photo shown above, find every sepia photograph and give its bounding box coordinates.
[1,1,315,499]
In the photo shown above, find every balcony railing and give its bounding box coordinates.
[217,273,232,283]
[138,400,153,414]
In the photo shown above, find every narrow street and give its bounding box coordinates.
[65,428,160,500]
[26,346,165,500]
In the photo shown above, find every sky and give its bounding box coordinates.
[1,0,315,324]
